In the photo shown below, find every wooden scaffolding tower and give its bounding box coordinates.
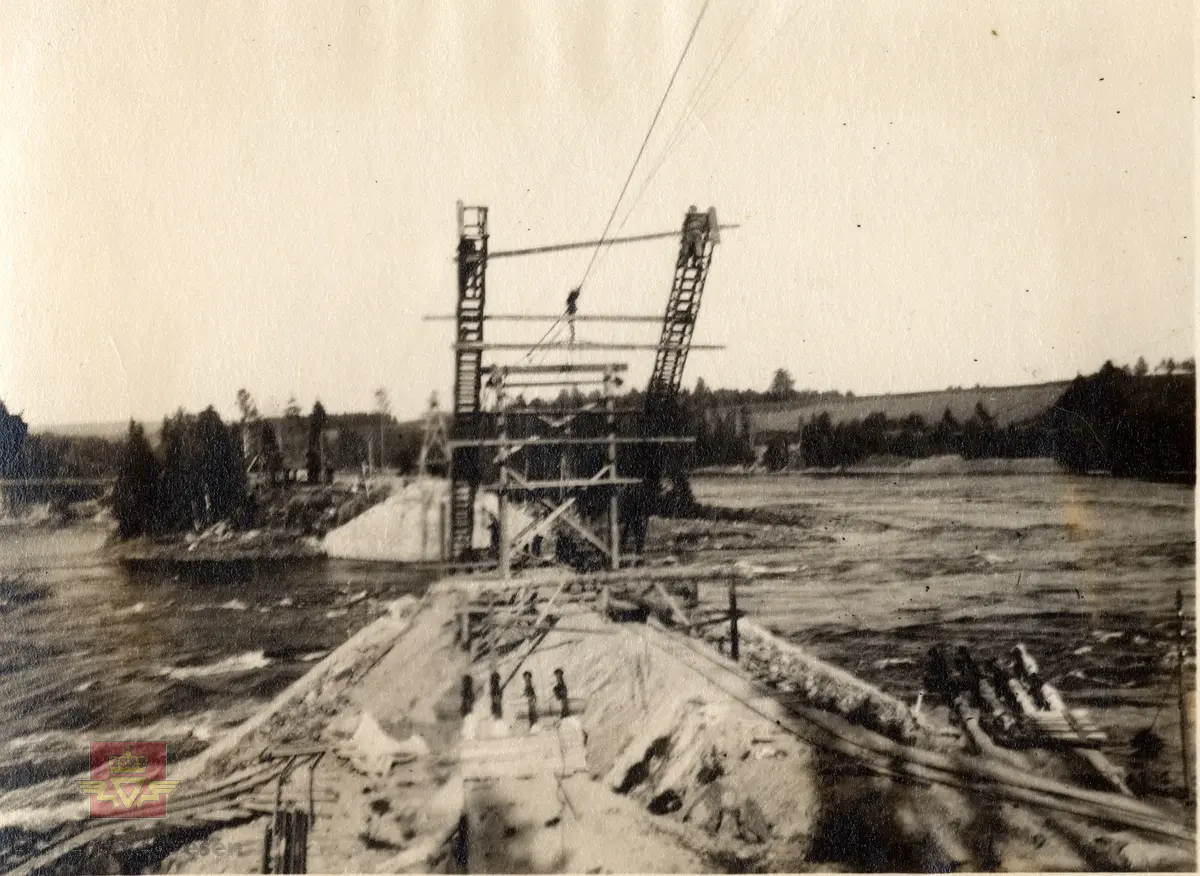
[444,203,727,574]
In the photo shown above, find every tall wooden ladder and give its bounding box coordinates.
[450,203,489,561]
[646,207,718,411]
[627,207,719,552]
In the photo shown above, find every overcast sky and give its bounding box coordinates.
[1,0,1193,427]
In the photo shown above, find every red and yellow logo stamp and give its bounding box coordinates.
[78,742,179,818]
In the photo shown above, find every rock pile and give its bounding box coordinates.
[697,618,921,743]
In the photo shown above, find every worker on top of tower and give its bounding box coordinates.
[684,206,707,262]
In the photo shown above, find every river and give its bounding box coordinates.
[0,524,433,795]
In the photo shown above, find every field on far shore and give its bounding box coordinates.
[649,471,1195,797]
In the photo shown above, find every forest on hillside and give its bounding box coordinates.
[514,360,1196,480]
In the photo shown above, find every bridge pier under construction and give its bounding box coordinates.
[440,202,727,577]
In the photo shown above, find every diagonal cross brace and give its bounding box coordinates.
[503,469,613,558]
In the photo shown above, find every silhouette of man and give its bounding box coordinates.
[522,671,538,728]
[552,668,570,718]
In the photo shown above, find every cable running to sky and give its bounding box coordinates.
[520,0,711,367]
[575,0,710,293]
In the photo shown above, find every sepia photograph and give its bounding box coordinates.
[0,1,1194,872]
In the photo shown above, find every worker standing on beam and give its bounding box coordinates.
[566,287,580,344]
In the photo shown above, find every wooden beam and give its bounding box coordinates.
[510,496,579,552]
[450,436,693,449]
[426,314,665,323]
[653,581,693,629]
[487,475,642,490]
[470,224,739,260]
[0,477,115,487]
[729,580,740,661]
[502,378,607,389]
[500,407,642,416]
[484,363,629,375]
[458,563,774,591]
[453,341,724,352]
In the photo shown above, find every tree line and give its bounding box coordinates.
[236,389,424,479]
[521,361,1195,479]
[6,353,1192,534]
[735,362,1195,479]
[0,402,124,513]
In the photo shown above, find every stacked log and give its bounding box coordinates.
[924,642,1130,796]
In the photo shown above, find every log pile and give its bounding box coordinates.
[924,642,1129,795]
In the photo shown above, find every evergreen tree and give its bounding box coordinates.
[933,408,961,455]
[0,400,28,480]
[156,411,199,532]
[261,422,283,486]
[962,402,997,459]
[193,407,246,525]
[307,400,328,482]
[112,421,160,538]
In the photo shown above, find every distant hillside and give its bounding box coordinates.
[33,420,156,441]
[740,380,1072,436]
[36,412,440,442]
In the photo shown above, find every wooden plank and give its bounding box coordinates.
[426,314,663,323]
[495,476,642,490]
[453,341,725,352]
[451,436,694,448]
[483,362,629,374]
[474,223,738,259]
[653,581,692,629]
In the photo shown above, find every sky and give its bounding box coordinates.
[1,0,1193,427]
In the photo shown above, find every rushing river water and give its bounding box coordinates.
[0,525,433,793]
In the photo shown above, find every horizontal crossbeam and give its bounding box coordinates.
[485,476,642,490]
[454,342,724,352]
[450,436,693,449]
[464,224,739,260]
[500,407,642,416]
[483,363,629,375]
[502,378,608,389]
[426,314,665,323]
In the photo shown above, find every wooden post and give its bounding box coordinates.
[498,489,510,578]
[439,499,448,562]
[609,494,620,571]
[496,374,511,578]
[600,585,610,618]
[420,491,430,560]
[489,603,498,676]
[606,378,620,570]
[728,579,739,662]
[1178,589,1192,802]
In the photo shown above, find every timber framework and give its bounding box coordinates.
[435,202,731,576]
